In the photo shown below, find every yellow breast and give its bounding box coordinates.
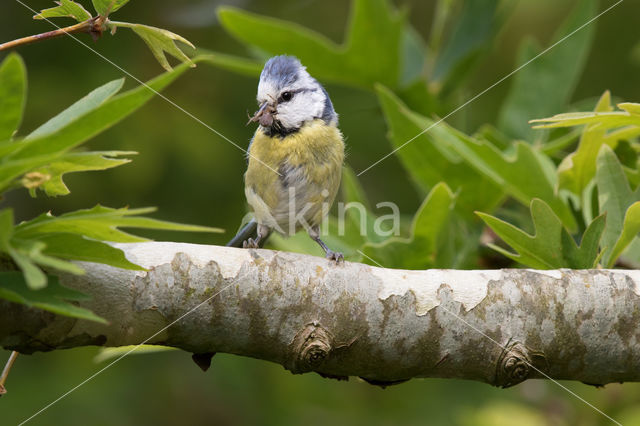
[244,119,345,230]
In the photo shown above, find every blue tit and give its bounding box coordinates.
[227,55,345,261]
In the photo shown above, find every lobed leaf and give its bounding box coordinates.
[478,199,604,269]
[0,78,121,159]
[0,53,27,141]
[432,0,498,91]
[13,205,222,243]
[497,0,597,141]
[0,61,194,193]
[429,118,577,230]
[361,182,455,269]
[400,26,426,87]
[340,166,387,245]
[596,145,640,266]
[1,210,55,289]
[37,233,144,270]
[114,23,195,72]
[34,0,92,22]
[217,0,405,89]
[619,103,640,115]
[7,247,48,289]
[0,272,106,323]
[375,84,503,218]
[15,239,84,273]
[27,151,135,197]
[556,91,613,196]
[197,52,262,77]
[530,111,640,130]
[608,202,640,268]
[27,78,124,139]
[92,0,129,16]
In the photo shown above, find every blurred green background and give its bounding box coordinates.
[2,0,640,424]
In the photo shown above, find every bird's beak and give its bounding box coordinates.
[247,101,275,127]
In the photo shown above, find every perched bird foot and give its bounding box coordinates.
[243,238,260,249]
[325,250,344,263]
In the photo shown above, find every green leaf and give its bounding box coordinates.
[400,26,426,86]
[0,210,58,289]
[596,145,640,265]
[28,78,125,139]
[530,111,640,130]
[94,345,177,363]
[437,124,577,230]
[217,0,405,89]
[29,151,135,197]
[361,182,455,269]
[0,153,68,194]
[269,216,365,261]
[375,84,503,217]
[0,272,106,323]
[473,124,511,151]
[497,0,597,141]
[7,247,47,289]
[625,164,640,189]
[0,208,13,250]
[0,61,194,192]
[37,233,144,270]
[91,0,129,16]
[340,166,387,245]
[432,0,498,85]
[13,239,82,273]
[113,22,195,72]
[13,205,222,243]
[563,214,606,269]
[197,52,262,77]
[619,103,640,115]
[539,128,582,157]
[608,202,640,267]
[342,166,372,210]
[0,53,27,141]
[478,199,604,269]
[395,79,438,117]
[34,0,92,22]
[556,91,613,196]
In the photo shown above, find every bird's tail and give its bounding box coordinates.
[226,220,258,248]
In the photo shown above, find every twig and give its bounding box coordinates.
[0,17,106,52]
[0,351,19,396]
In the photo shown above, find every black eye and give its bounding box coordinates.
[280,91,293,102]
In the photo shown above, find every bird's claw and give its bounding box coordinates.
[325,250,344,263]
[243,238,259,249]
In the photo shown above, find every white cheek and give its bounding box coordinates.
[277,91,325,128]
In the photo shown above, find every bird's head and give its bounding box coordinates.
[248,55,337,136]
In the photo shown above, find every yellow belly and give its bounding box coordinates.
[244,119,344,234]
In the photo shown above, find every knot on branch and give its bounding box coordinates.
[496,341,535,388]
[89,16,107,42]
[287,322,334,374]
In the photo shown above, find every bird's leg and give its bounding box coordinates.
[243,224,271,249]
[309,226,343,263]
[0,351,18,396]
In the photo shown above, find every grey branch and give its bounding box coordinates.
[1,242,639,387]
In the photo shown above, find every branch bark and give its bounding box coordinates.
[1,242,639,387]
[0,17,105,52]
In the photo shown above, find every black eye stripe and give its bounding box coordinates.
[277,87,318,103]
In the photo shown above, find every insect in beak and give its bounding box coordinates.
[247,101,276,127]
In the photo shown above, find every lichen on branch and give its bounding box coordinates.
[1,242,639,388]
